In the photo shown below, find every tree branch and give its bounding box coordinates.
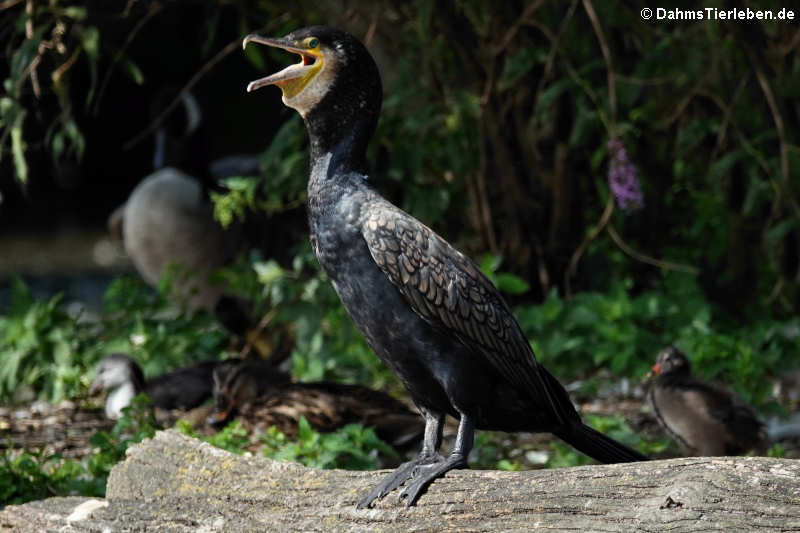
[3,430,800,532]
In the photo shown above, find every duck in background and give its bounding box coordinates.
[647,346,766,456]
[208,358,424,452]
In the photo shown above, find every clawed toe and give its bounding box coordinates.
[398,454,467,507]
[356,454,446,508]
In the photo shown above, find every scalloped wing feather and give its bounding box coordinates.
[360,198,570,424]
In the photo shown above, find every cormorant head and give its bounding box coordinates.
[652,346,691,377]
[243,26,379,117]
[90,353,145,394]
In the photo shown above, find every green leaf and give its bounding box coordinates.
[495,273,530,295]
[81,26,100,60]
[498,48,540,91]
[10,110,28,184]
[62,6,87,20]
[479,253,502,276]
[120,57,144,85]
[254,260,284,284]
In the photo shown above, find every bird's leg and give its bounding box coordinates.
[356,409,444,509]
[398,413,474,507]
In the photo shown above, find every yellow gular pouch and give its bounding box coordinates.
[244,34,335,117]
[277,47,324,100]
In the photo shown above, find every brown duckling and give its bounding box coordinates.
[209,359,424,450]
[90,353,219,419]
[647,346,765,456]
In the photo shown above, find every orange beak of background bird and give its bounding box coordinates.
[242,34,320,93]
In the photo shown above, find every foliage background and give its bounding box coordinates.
[1,0,799,505]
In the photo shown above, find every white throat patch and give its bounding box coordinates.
[283,48,338,117]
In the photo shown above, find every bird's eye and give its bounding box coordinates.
[308,38,319,48]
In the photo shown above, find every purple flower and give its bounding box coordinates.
[607,138,643,212]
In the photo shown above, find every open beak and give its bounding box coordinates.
[243,34,321,95]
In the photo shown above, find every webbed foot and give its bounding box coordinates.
[356,454,444,509]
[398,453,467,507]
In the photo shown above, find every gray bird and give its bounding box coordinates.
[111,167,240,312]
[648,346,765,456]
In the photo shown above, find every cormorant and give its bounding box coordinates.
[243,26,647,507]
[648,346,765,456]
[90,353,218,419]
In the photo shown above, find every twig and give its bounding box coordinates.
[93,1,163,116]
[687,88,778,191]
[778,28,800,55]
[750,55,789,186]
[476,128,499,253]
[613,74,674,86]
[765,277,784,306]
[238,307,279,359]
[24,0,40,97]
[51,48,79,84]
[606,224,699,274]
[530,0,578,158]
[122,0,138,18]
[122,38,240,151]
[710,77,748,159]
[528,19,611,133]
[565,195,614,296]
[582,0,615,124]
[0,0,24,10]
[565,194,699,296]
[491,0,546,56]
[363,10,377,46]
[659,70,713,127]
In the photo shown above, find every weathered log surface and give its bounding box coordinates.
[3,429,800,532]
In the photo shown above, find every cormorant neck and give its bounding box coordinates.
[106,382,138,419]
[305,107,375,177]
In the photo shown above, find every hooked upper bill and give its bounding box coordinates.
[242,34,323,95]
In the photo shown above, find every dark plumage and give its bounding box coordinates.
[647,346,765,456]
[209,359,423,449]
[90,353,218,419]
[244,25,646,507]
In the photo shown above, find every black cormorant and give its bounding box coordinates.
[244,26,647,507]
[648,346,765,456]
[90,353,218,419]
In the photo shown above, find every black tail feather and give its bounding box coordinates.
[554,423,648,464]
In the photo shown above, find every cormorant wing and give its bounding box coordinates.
[361,196,572,424]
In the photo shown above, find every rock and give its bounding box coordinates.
[2,429,800,531]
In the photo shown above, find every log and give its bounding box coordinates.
[2,429,800,532]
